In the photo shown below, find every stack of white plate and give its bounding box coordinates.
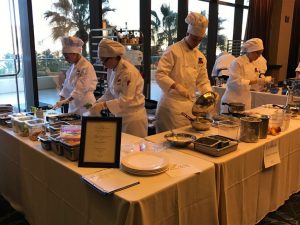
[121,152,169,176]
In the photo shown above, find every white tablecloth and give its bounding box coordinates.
[0,127,218,225]
[212,86,300,113]
[145,111,300,225]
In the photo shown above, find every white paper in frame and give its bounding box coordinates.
[78,116,122,168]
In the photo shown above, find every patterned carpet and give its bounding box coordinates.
[1,193,300,225]
[257,192,300,225]
[0,196,30,225]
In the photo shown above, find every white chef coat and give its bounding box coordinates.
[155,39,212,133]
[98,58,148,138]
[220,54,257,113]
[211,52,235,77]
[59,56,97,115]
[251,55,267,91]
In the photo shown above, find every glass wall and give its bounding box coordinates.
[217,5,234,55]
[0,0,25,111]
[104,0,139,30]
[32,0,89,107]
[150,0,178,101]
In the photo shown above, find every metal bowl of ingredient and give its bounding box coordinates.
[192,91,217,116]
[181,112,212,131]
[164,132,197,148]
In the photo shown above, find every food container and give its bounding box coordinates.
[194,135,238,157]
[281,112,292,131]
[60,125,81,142]
[49,121,70,135]
[46,113,81,124]
[251,114,270,139]
[0,104,13,113]
[8,113,27,133]
[38,134,52,151]
[222,102,245,113]
[164,132,197,148]
[14,116,35,137]
[218,120,240,140]
[60,140,80,161]
[0,113,12,126]
[239,117,262,143]
[50,134,63,155]
[25,119,46,141]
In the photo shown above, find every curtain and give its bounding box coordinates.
[244,0,273,60]
[287,0,300,78]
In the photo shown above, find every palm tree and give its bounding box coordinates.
[157,4,177,47]
[44,0,89,56]
[44,0,115,56]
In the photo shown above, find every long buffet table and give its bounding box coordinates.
[0,127,219,225]
[145,107,300,225]
[212,86,300,113]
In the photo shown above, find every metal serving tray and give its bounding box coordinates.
[194,135,238,157]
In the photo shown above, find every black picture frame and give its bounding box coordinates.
[78,116,122,168]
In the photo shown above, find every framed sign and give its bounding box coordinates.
[78,116,122,168]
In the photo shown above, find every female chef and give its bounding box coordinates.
[53,36,98,115]
[155,12,214,133]
[220,38,266,113]
[89,39,148,138]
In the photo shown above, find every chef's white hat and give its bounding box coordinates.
[185,12,208,37]
[241,38,264,53]
[98,39,125,58]
[61,36,84,54]
[295,62,300,72]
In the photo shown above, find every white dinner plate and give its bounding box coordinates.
[121,152,169,172]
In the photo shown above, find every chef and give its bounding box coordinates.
[89,39,148,138]
[251,54,268,91]
[155,12,214,133]
[53,36,98,115]
[211,51,235,80]
[220,38,265,113]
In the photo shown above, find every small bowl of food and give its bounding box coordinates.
[164,132,197,148]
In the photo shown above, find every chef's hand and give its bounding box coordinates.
[89,102,106,115]
[212,91,220,103]
[249,79,258,85]
[257,77,266,85]
[52,99,69,109]
[174,83,194,100]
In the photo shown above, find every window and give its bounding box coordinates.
[0,0,25,111]
[217,5,234,54]
[150,0,178,101]
[104,0,139,30]
[32,0,90,108]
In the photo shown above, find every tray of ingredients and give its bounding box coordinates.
[46,113,81,124]
[194,135,238,157]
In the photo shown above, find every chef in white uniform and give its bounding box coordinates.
[251,55,268,91]
[211,51,235,79]
[53,36,97,115]
[155,12,214,133]
[89,39,148,138]
[220,38,265,113]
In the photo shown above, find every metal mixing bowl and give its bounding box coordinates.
[191,117,211,131]
[192,92,217,116]
[164,133,197,148]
